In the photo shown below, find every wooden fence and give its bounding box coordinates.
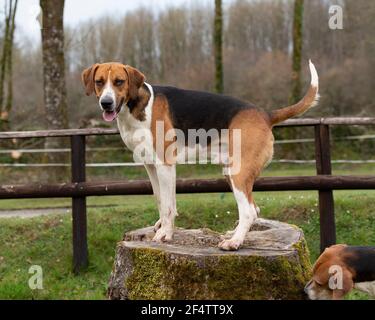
[1,117,375,273]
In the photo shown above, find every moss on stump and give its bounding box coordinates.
[108,219,312,300]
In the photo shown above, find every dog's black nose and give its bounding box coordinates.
[100,96,114,110]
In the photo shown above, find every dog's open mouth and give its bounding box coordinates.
[102,110,118,122]
[102,99,124,122]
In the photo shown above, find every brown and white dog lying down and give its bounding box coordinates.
[305,245,375,300]
[81,60,319,251]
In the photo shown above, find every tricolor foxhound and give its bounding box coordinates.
[81,61,319,251]
[305,245,375,299]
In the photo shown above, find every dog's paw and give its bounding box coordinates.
[153,219,162,232]
[218,238,242,251]
[153,227,174,242]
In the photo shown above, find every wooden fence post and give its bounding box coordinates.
[70,135,88,273]
[314,124,336,253]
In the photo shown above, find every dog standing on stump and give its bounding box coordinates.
[81,60,319,251]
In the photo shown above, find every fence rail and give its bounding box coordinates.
[1,175,375,199]
[1,117,375,273]
[1,159,375,168]
[2,133,375,154]
[1,117,375,140]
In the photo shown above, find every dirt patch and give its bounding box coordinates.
[0,208,71,218]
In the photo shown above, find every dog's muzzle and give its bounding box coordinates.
[100,96,125,122]
[100,95,114,111]
[100,95,120,122]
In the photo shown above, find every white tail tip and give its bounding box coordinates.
[309,59,319,88]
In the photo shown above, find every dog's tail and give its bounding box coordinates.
[269,60,319,126]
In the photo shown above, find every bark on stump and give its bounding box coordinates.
[108,218,312,300]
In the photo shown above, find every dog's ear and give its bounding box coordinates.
[124,65,145,100]
[81,64,100,96]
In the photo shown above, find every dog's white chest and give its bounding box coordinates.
[116,83,154,160]
[117,110,150,151]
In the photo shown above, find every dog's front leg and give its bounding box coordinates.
[152,164,177,242]
[144,164,162,232]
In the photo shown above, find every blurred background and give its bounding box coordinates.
[0,0,374,183]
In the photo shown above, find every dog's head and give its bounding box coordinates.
[81,62,145,122]
[304,244,354,300]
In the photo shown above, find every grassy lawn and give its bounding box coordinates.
[0,164,374,300]
[0,189,374,300]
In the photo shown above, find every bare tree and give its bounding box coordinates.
[290,0,304,104]
[40,0,68,181]
[158,8,188,83]
[5,0,17,115]
[214,0,224,93]
[40,0,68,131]
[0,0,18,130]
[0,2,11,118]
[4,0,375,133]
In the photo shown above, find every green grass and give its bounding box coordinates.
[0,165,374,299]
[0,189,374,300]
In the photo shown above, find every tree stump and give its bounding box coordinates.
[108,219,312,300]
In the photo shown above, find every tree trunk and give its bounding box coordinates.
[284,0,304,155]
[0,0,17,132]
[214,0,224,93]
[290,0,304,104]
[5,0,18,115]
[108,219,312,300]
[0,0,12,119]
[40,0,69,182]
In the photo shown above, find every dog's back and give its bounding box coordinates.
[153,85,255,135]
[343,246,375,282]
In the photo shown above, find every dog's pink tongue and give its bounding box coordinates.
[102,111,117,122]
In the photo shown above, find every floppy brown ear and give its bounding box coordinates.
[81,64,100,96]
[124,65,145,100]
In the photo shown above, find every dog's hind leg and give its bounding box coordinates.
[219,110,274,251]
[152,164,177,242]
[144,164,163,232]
[219,174,257,251]
[225,199,260,237]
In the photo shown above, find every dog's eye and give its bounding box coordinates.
[95,80,104,86]
[114,79,125,86]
